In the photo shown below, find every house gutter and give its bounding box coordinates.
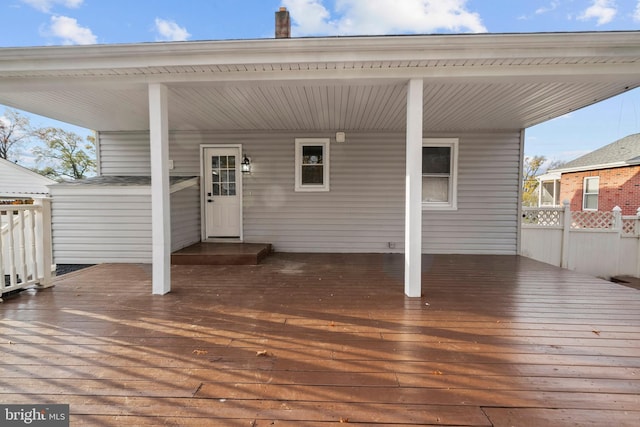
[516,129,526,256]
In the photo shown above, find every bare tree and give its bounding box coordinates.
[0,108,33,161]
[546,159,566,171]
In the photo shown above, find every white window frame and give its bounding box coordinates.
[582,176,599,211]
[295,138,330,192]
[422,138,458,211]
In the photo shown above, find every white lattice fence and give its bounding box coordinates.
[622,217,636,236]
[570,211,615,229]
[522,208,562,226]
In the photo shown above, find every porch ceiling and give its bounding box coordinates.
[0,32,639,133]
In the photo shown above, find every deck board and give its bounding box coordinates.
[1,254,639,426]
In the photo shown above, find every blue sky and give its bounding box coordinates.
[2,0,640,166]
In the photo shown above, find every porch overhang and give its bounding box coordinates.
[0,31,639,134]
[1,31,640,296]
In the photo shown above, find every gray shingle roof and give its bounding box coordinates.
[553,133,640,172]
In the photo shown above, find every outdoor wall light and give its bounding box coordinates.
[241,155,252,174]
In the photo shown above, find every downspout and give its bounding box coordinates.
[516,128,525,256]
[94,130,102,176]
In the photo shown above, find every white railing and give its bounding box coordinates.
[1,199,53,301]
[521,202,640,279]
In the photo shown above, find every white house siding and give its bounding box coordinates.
[98,132,151,176]
[0,157,56,199]
[423,132,521,254]
[97,130,521,255]
[170,183,201,252]
[49,185,152,264]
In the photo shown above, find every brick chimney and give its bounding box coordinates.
[275,7,291,38]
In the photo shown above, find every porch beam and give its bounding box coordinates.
[149,83,171,295]
[405,78,423,298]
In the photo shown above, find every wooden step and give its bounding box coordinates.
[171,242,272,265]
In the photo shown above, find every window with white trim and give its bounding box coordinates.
[422,138,458,210]
[295,138,330,192]
[583,176,599,210]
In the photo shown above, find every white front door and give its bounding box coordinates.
[203,147,242,239]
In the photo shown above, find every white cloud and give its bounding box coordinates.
[578,0,617,25]
[535,1,559,15]
[21,0,83,13]
[154,18,191,42]
[282,0,486,36]
[634,1,640,21]
[46,15,96,45]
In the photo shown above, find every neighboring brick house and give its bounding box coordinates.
[545,133,640,215]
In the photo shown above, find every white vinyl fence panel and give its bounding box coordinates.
[521,203,640,279]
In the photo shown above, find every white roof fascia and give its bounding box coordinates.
[1,32,640,74]
[536,172,561,181]
[48,177,198,196]
[49,185,151,197]
[552,161,629,174]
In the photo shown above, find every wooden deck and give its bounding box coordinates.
[1,254,639,426]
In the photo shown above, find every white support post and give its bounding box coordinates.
[18,210,27,286]
[37,198,54,288]
[636,207,640,279]
[612,206,622,231]
[561,200,571,269]
[0,210,5,293]
[7,211,17,287]
[612,206,623,278]
[149,83,172,295]
[405,78,423,298]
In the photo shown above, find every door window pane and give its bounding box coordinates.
[210,153,238,197]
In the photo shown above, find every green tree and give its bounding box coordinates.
[522,155,546,207]
[0,108,33,161]
[33,127,96,180]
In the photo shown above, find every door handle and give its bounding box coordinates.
[208,199,213,203]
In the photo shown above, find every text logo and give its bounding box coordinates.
[1,405,69,427]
